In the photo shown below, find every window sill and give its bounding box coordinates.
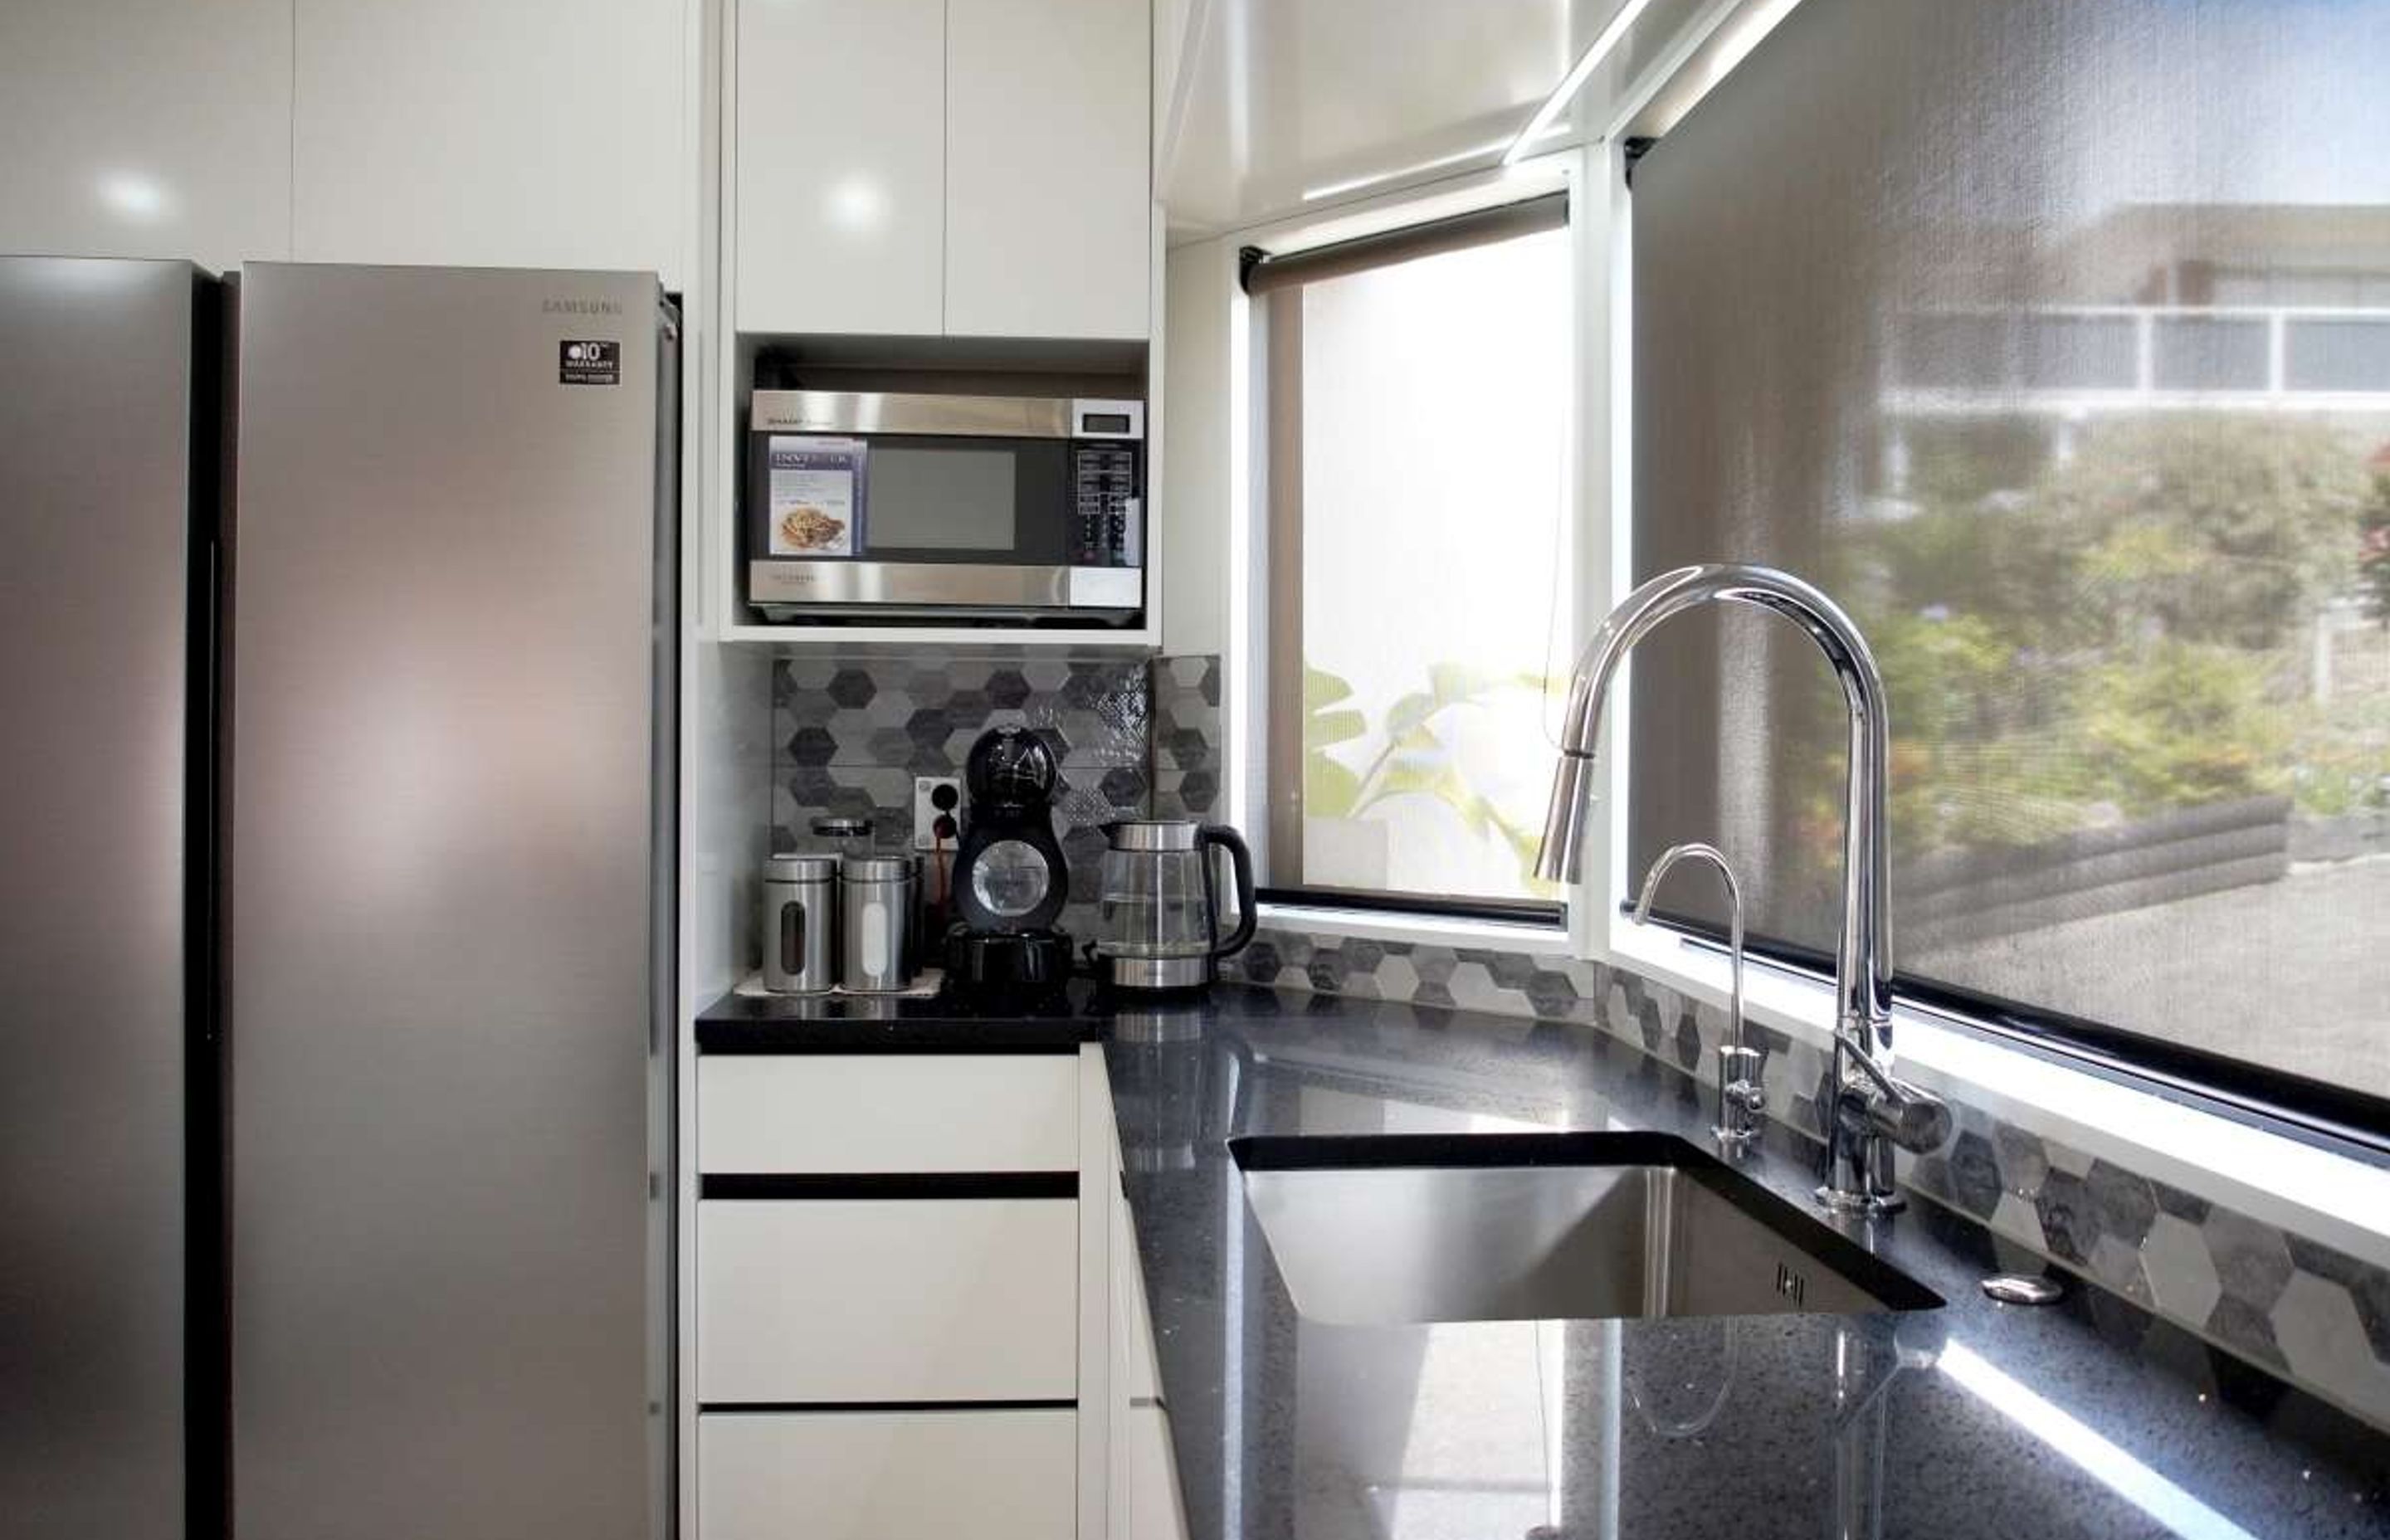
[1604,919,2390,1262]
[1255,901,1571,958]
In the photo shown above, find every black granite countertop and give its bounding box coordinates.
[695,977,1113,1053]
[1102,987,2390,1540]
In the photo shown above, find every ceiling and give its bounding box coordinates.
[1156,0,1746,241]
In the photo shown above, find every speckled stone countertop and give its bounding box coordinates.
[1103,987,2390,1540]
[695,977,1110,1053]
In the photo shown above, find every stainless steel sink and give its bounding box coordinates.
[1233,1131,1943,1326]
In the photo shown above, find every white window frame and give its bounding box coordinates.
[1226,147,1599,943]
[1223,46,2390,1254]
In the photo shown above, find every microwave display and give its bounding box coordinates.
[746,391,1145,625]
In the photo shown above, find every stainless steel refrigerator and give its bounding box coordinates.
[1,256,217,1540]
[2,256,676,1539]
[224,263,676,1540]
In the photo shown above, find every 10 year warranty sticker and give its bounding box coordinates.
[559,339,621,386]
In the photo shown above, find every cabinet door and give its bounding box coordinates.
[291,0,685,282]
[701,1410,1076,1540]
[700,1054,1078,1173]
[735,0,944,335]
[945,0,1149,339]
[699,1198,1079,1402]
[0,0,292,273]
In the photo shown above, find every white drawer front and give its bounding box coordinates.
[700,1199,1077,1402]
[700,1408,1076,1540]
[700,1055,1078,1173]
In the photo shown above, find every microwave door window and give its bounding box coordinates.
[859,439,1072,563]
[866,446,1018,553]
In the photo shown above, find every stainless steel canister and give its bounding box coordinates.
[838,854,919,992]
[761,854,839,994]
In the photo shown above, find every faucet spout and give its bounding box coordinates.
[1535,563,1893,1054]
[1536,563,1938,1215]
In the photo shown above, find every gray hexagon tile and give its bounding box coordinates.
[2142,1212,2225,1328]
[2086,1234,2155,1307]
[1988,1191,2047,1254]
[2202,1209,2297,1314]
[2083,1160,2159,1250]
[2271,1272,2390,1419]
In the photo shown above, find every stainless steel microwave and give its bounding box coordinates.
[745,389,1144,623]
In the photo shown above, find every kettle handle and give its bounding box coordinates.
[1198,824,1257,960]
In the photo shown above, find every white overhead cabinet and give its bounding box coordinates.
[944,0,1151,339]
[0,0,293,273]
[733,0,1150,339]
[291,0,687,283]
[734,0,945,335]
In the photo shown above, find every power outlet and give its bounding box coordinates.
[913,776,963,850]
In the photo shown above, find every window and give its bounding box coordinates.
[1627,0,2390,1138]
[1252,193,1575,920]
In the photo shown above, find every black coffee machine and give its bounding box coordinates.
[944,726,1076,989]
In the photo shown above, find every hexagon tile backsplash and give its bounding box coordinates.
[1149,653,1223,820]
[771,651,1158,944]
[769,648,2387,1431]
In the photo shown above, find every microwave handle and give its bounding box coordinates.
[1120,497,1143,567]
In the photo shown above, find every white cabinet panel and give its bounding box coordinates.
[699,1054,1079,1172]
[1114,1193,1162,1403]
[734,0,944,334]
[700,1198,1078,1401]
[292,0,685,282]
[945,0,1149,339]
[0,0,292,272]
[1128,1406,1190,1540]
[701,1409,1076,1540]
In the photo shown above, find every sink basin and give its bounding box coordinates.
[1233,1131,1943,1326]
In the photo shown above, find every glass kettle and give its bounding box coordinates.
[1094,819,1256,991]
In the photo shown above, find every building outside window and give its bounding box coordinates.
[1629,0,2390,1128]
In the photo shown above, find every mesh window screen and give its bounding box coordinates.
[1629,0,2390,1100]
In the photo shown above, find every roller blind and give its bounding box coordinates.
[1629,0,2390,1109]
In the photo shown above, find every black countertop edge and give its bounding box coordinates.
[693,978,1119,1053]
[1103,985,2390,1540]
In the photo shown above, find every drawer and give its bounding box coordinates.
[699,1198,1077,1402]
[700,1055,1078,1173]
[700,1408,1076,1540]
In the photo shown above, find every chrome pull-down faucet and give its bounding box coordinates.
[1535,563,1949,1216]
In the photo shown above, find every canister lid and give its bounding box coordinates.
[840,853,920,883]
[764,853,840,882]
[811,816,872,837]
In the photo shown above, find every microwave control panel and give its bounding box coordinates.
[1071,442,1142,568]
